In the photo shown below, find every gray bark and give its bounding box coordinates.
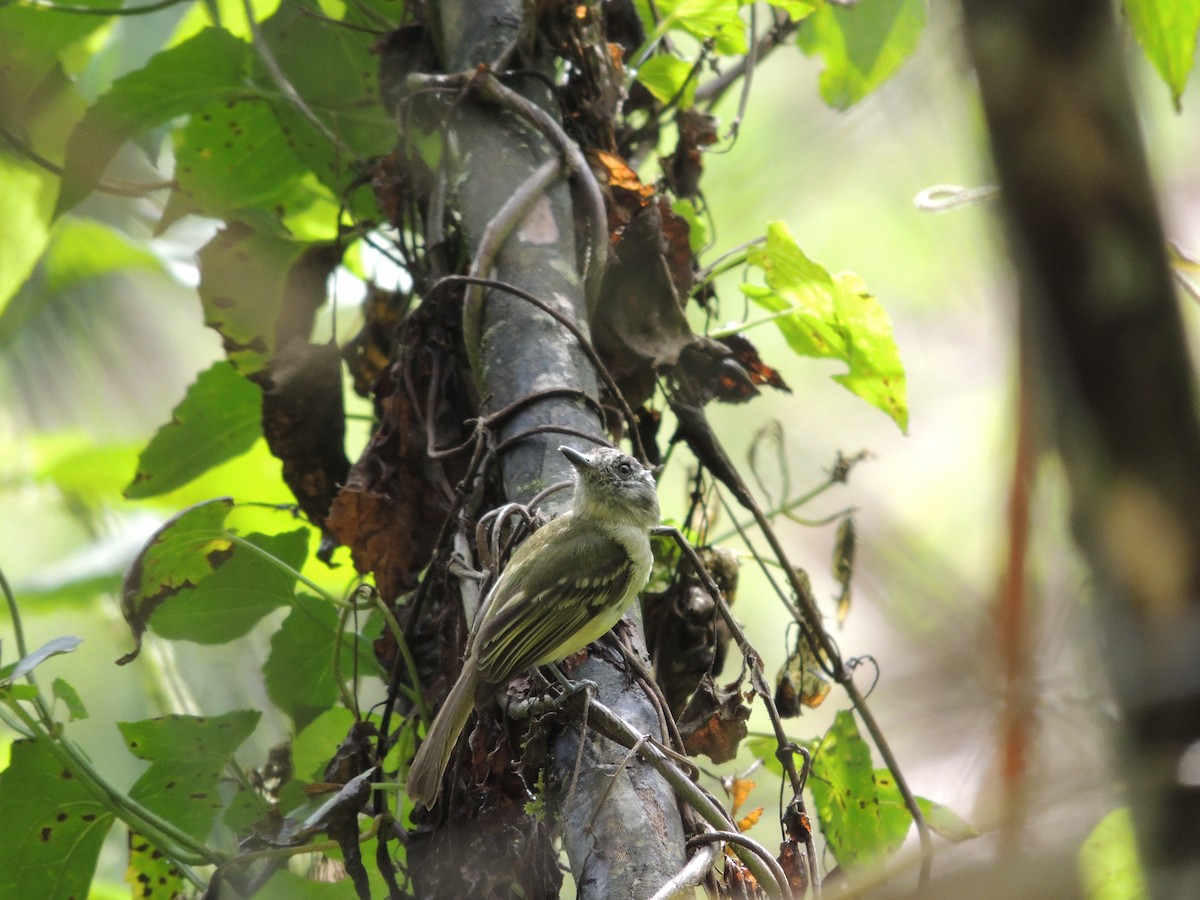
[432,1,686,894]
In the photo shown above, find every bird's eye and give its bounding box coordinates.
[617,462,633,477]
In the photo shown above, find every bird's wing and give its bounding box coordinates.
[474,525,635,685]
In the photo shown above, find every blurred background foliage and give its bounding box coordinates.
[1,0,1198,895]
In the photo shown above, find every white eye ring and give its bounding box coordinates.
[617,462,633,477]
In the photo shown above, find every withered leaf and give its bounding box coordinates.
[718,333,791,393]
[678,674,751,764]
[774,630,832,717]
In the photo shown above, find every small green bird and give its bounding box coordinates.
[405,445,660,808]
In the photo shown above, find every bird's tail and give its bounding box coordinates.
[406,666,477,808]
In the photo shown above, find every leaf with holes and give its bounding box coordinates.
[0,740,115,899]
[119,710,261,843]
[125,361,263,499]
[808,710,911,869]
[150,528,309,644]
[117,498,235,665]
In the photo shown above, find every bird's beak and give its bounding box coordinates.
[559,445,593,471]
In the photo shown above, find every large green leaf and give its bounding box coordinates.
[42,218,163,294]
[150,529,309,643]
[159,96,318,231]
[126,361,263,499]
[743,221,908,431]
[57,28,251,214]
[0,740,115,900]
[648,0,748,56]
[797,0,926,110]
[1121,0,1200,110]
[637,55,699,108]
[120,710,261,842]
[264,594,377,731]
[809,710,911,869]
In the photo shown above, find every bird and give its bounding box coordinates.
[405,444,660,808]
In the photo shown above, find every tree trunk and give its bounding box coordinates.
[961,1,1200,893]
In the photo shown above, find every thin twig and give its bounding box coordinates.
[241,0,351,157]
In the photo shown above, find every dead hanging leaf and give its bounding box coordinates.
[719,333,791,393]
[737,807,764,832]
[643,545,738,714]
[259,340,350,549]
[774,626,832,717]
[323,720,380,786]
[342,284,410,396]
[778,840,810,896]
[593,199,697,408]
[664,107,718,200]
[591,149,655,201]
[724,773,756,814]
[676,338,760,405]
[677,674,751,764]
[833,517,856,626]
[327,297,472,600]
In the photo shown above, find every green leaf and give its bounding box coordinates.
[118,498,236,665]
[766,0,819,21]
[223,789,273,833]
[125,361,263,500]
[292,706,358,782]
[51,677,89,721]
[672,198,709,252]
[809,710,911,869]
[797,0,926,110]
[151,529,309,644]
[637,55,698,107]
[41,218,164,294]
[743,221,908,430]
[0,740,116,900]
[1079,807,1150,900]
[651,0,748,56]
[119,710,261,842]
[160,96,318,231]
[264,595,375,731]
[0,1,111,119]
[126,830,186,899]
[196,225,314,375]
[0,157,54,313]
[1121,0,1200,110]
[916,796,978,843]
[57,27,251,214]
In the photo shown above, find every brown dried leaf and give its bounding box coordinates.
[678,674,751,764]
[718,333,791,393]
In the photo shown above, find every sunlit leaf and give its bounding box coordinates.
[651,0,748,56]
[150,529,309,643]
[41,219,163,294]
[743,221,908,430]
[916,796,978,843]
[1121,0,1200,110]
[125,361,263,500]
[120,711,260,842]
[125,829,185,899]
[160,97,317,232]
[797,0,926,110]
[637,55,698,107]
[57,28,251,213]
[809,710,911,869]
[0,740,115,899]
[0,157,54,313]
[766,0,818,21]
[1079,807,1150,900]
[292,707,358,783]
